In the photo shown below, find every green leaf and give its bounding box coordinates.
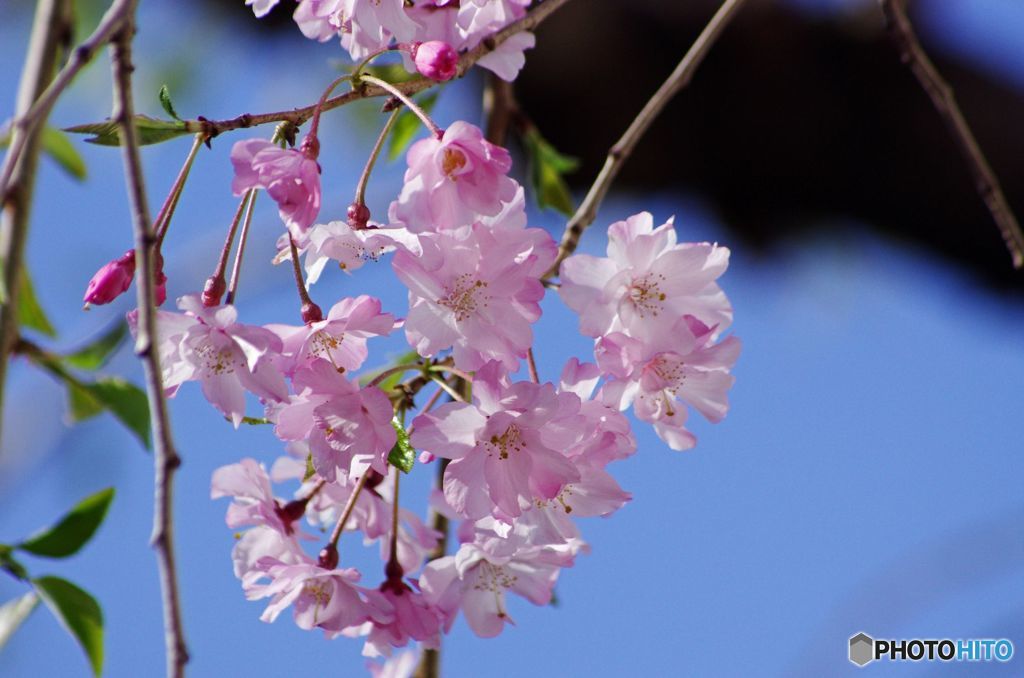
[17,267,56,337]
[33,577,103,677]
[522,127,579,216]
[0,547,29,581]
[158,84,180,121]
[63,322,128,371]
[40,127,87,180]
[235,416,271,426]
[0,591,39,651]
[65,114,190,147]
[388,92,439,161]
[66,381,104,421]
[18,488,114,559]
[303,453,316,482]
[388,417,415,473]
[362,63,418,85]
[77,378,151,448]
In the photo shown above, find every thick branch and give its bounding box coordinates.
[879,0,1024,269]
[546,0,747,278]
[183,0,571,139]
[0,0,74,450]
[109,8,189,678]
[0,0,132,200]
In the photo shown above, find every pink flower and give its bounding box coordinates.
[83,250,135,305]
[231,138,321,234]
[267,295,397,376]
[411,362,583,520]
[410,41,458,81]
[558,358,637,466]
[211,459,313,537]
[245,0,280,18]
[393,214,555,371]
[135,294,290,427]
[559,212,734,339]
[388,121,516,233]
[245,558,393,636]
[598,315,741,451]
[291,221,418,285]
[272,360,396,480]
[362,583,443,657]
[419,540,561,638]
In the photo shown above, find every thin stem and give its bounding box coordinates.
[430,375,464,403]
[428,363,473,383]
[307,74,353,141]
[409,385,446,432]
[354,109,402,209]
[329,472,372,548]
[367,363,422,389]
[183,0,571,140]
[415,457,450,678]
[388,469,401,566]
[203,192,250,305]
[0,0,73,452]
[0,0,133,200]
[224,189,257,305]
[287,234,320,320]
[110,7,188,677]
[155,134,203,246]
[526,348,539,384]
[352,46,394,80]
[879,0,1024,269]
[546,0,747,279]
[359,75,441,138]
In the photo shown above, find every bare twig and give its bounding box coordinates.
[109,7,189,677]
[0,0,74,450]
[546,0,747,278]
[879,0,1024,269]
[183,0,571,139]
[0,0,133,200]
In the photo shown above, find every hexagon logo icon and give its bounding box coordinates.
[849,632,875,667]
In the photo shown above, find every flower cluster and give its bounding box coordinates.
[99,1,741,673]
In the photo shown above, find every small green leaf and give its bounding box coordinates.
[235,416,271,426]
[65,114,190,147]
[0,591,39,651]
[66,381,104,421]
[33,576,104,677]
[388,417,415,473]
[522,127,579,216]
[63,322,128,371]
[79,378,151,448]
[303,453,316,482]
[18,488,115,559]
[158,84,180,121]
[0,547,29,581]
[362,63,418,85]
[18,267,56,337]
[388,92,439,161]
[41,127,87,180]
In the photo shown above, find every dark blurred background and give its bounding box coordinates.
[215,0,1024,294]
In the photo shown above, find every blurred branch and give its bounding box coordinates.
[545,0,747,279]
[109,6,189,678]
[0,0,133,201]
[0,0,74,446]
[880,0,1024,270]
[184,0,572,139]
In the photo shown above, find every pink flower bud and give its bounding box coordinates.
[83,250,135,306]
[412,41,458,82]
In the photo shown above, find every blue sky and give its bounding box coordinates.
[1,2,1022,676]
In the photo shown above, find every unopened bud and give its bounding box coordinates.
[299,134,320,160]
[83,250,135,306]
[410,41,458,82]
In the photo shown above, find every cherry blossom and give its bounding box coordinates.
[389,122,517,233]
[231,138,322,234]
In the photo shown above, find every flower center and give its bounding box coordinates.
[195,342,239,375]
[302,580,333,626]
[442,148,468,179]
[485,424,524,461]
[627,273,668,319]
[438,273,489,322]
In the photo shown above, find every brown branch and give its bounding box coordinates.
[0,0,132,201]
[545,0,747,279]
[879,0,1024,269]
[184,0,572,139]
[109,7,189,677]
[0,0,74,453]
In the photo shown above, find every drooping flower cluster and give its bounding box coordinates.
[93,3,742,673]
